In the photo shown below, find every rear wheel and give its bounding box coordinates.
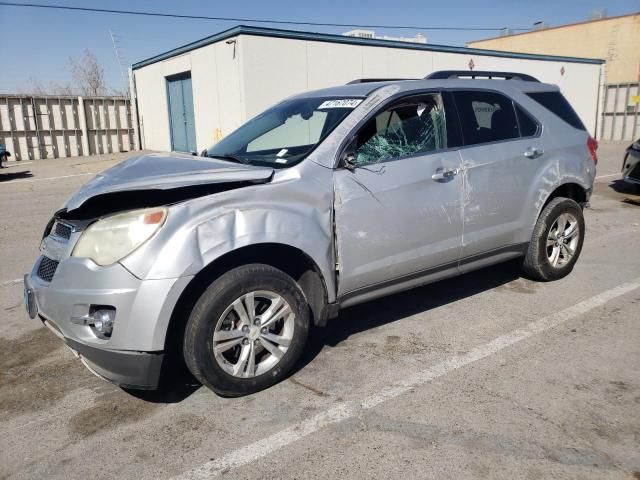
[183,264,310,396]
[521,197,585,281]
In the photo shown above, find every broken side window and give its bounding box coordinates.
[353,93,447,166]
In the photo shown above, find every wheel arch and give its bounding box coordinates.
[164,242,333,355]
[539,182,589,214]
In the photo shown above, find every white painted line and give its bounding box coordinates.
[595,173,619,180]
[5,161,34,167]
[2,172,94,184]
[0,278,22,287]
[175,277,640,480]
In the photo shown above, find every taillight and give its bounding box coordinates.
[587,136,598,165]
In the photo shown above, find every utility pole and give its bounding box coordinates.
[109,28,129,96]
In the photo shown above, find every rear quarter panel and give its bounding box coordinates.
[506,87,595,245]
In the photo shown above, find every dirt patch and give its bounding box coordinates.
[289,377,329,397]
[495,278,539,294]
[68,389,161,438]
[0,327,92,416]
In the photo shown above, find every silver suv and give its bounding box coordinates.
[25,71,597,396]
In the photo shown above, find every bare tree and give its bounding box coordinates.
[23,77,48,95]
[49,82,75,95]
[20,77,75,96]
[67,49,107,96]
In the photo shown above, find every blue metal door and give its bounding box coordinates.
[166,73,196,152]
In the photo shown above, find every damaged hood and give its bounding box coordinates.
[65,153,274,211]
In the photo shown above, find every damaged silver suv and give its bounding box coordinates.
[25,71,597,396]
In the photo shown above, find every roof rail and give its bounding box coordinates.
[347,78,416,84]
[425,70,540,82]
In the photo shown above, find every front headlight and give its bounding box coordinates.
[72,207,167,266]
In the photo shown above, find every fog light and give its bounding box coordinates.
[91,309,115,338]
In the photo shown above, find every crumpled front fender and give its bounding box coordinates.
[120,161,337,302]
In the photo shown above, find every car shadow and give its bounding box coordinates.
[125,260,522,403]
[608,178,638,195]
[607,179,640,206]
[296,259,522,374]
[0,170,33,181]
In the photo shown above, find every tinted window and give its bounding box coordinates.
[516,105,539,137]
[454,91,519,145]
[353,93,447,165]
[526,91,586,130]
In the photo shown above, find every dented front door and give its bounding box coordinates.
[333,150,463,298]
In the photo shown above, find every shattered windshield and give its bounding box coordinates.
[206,97,362,167]
[354,93,447,165]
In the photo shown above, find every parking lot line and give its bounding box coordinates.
[175,277,640,480]
[0,278,22,287]
[1,172,94,184]
[595,173,620,180]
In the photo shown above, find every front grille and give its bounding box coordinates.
[53,221,72,239]
[37,256,59,282]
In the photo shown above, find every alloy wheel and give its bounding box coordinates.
[546,212,580,268]
[212,290,295,378]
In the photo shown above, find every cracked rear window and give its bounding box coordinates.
[353,93,447,165]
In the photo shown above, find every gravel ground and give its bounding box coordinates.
[0,143,638,480]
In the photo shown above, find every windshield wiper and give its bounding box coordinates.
[210,153,251,165]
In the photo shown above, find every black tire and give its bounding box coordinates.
[183,264,310,397]
[521,197,585,281]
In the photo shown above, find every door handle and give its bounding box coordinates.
[432,167,458,181]
[524,147,544,159]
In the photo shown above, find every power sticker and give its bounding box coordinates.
[318,99,363,109]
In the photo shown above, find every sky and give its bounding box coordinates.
[1,0,639,93]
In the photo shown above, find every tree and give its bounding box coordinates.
[67,49,107,96]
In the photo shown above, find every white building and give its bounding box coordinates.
[130,25,605,153]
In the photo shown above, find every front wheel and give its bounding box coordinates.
[521,197,585,281]
[183,264,310,397]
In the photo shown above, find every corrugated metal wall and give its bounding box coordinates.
[600,83,640,141]
[0,95,135,160]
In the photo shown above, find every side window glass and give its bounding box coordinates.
[353,93,447,165]
[515,105,539,137]
[454,91,519,146]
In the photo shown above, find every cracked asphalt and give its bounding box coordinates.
[0,143,639,480]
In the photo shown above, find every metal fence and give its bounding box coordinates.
[599,82,640,142]
[0,95,135,161]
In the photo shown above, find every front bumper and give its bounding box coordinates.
[24,258,192,389]
[47,318,165,389]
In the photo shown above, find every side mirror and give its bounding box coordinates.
[342,152,357,171]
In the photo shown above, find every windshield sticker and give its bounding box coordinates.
[318,99,363,109]
[276,148,288,157]
[275,158,288,164]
